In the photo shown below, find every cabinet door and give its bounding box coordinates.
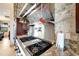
[76,3,79,33]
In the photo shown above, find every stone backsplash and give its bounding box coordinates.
[54,3,78,41]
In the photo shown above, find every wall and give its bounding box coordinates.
[8,4,16,45]
[27,4,51,23]
[55,3,79,41]
[43,4,55,43]
[27,3,55,43]
[49,4,55,19]
[44,23,55,43]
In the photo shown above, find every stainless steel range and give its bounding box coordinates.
[26,40,52,56]
[19,36,52,56]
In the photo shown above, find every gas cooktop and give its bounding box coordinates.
[25,40,52,56]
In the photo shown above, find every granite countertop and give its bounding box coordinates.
[41,39,79,56]
[67,40,79,55]
[17,35,79,56]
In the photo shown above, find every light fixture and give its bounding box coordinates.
[28,6,40,16]
[18,3,28,17]
[22,3,37,17]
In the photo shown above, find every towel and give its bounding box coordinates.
[56,32,65,49]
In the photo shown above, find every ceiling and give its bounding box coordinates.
[0,3,13,22]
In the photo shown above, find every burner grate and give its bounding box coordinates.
[26,41,52,56]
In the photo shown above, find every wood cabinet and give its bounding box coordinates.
[76,3,79,33]
[16,18,27,36]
